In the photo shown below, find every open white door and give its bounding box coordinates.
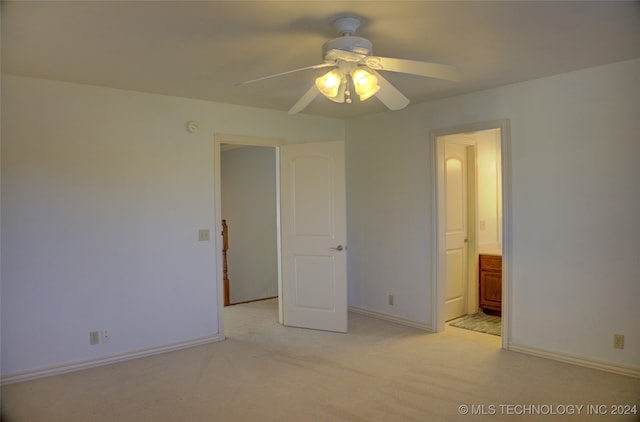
[444,142,469,321]
[280,141,347,332]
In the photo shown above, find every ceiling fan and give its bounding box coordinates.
[240,16,462,115]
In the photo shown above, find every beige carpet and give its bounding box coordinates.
[2,299,638,421]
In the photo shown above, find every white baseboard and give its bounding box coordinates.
[508,343,640,379]
[349,306,434,332]
[1,334,223,385]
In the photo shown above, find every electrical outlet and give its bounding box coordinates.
[614,334,624,349]
[198,229,210,241]
[90,331,100,345]
[102,330,111,344]
[388,295,394,306]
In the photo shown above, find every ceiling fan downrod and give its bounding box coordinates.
[333,16,361,36]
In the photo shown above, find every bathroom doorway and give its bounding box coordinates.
[431,120,510,347]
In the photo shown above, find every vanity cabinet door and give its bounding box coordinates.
[479,254,502,314]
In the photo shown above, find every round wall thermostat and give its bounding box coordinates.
[186,121,199,133]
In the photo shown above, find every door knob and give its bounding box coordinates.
[330,245,344,251]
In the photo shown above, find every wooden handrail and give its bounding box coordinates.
[222,219,230,306]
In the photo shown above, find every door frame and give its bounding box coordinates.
[214,133,287,339]
[430,119,511,350]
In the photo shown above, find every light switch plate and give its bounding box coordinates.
[198,229,210,241]
[614,334,624,349]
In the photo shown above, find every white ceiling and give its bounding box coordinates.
[2,1,639,119]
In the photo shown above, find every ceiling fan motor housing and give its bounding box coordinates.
[322,36,373,59]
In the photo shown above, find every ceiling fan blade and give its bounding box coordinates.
[369,70,410,111]
[238,63,335,85]
[363,56,462,81]
[288,84,320,115]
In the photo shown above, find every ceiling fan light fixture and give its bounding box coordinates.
[316,69,346,103]
[316,69,341,96]
[351,67,380,101]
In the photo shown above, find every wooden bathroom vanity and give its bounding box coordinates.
[479,254,502,315]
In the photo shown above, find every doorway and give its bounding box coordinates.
[431,120,510,348]
[214,135,349,336]
[220,144,278,306]
[214,134,287,337]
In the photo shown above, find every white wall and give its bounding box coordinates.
[221,146,278,304]
[0,75,344,378]
[346,58,640,369]
[475,129,502,254]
